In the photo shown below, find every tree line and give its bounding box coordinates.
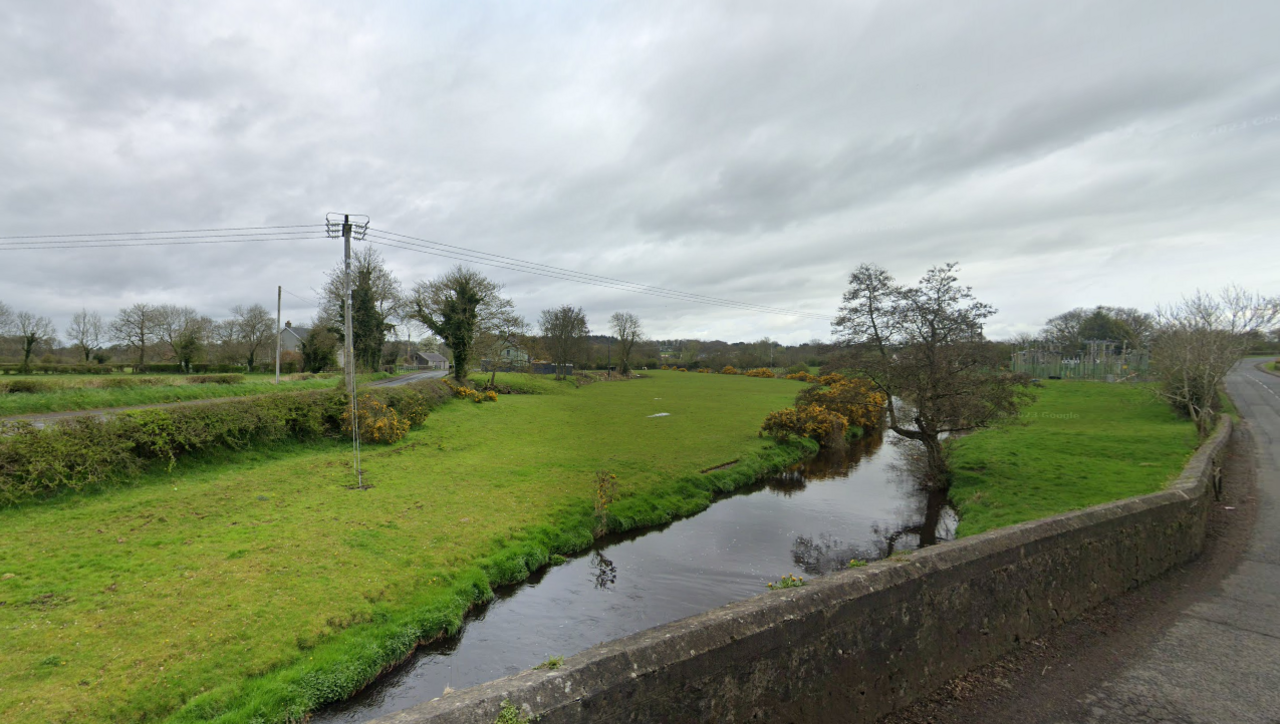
[827,263,1278,491]
[0,299,283,373]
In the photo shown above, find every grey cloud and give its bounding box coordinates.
[1,0,1277,346]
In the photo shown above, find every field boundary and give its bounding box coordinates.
[372,416,1232,724]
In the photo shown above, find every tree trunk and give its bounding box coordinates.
[20,336,35,373]
[921,435,952,492]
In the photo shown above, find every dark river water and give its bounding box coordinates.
[313,430,954,722]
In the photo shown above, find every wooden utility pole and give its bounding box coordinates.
[275,285,282,384]
[326,212,370,489]
[343,215,355,395]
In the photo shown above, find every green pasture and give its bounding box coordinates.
[0,370,805,723]
[950,380,1200,537]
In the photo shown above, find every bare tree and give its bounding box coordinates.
[208,319,242,365]
[539,305,590,379]
[230,304,275,370]
[832,263,1034,490]
[14,311,56,372]
[1152,286,1280,436]
[408,266,514,382]
[609,312,644,373]
[67,309,105,363]
[110,303,160,369]
[155,305,212,372]
[0,301,13,335]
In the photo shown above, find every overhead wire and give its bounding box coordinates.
[0,223,325,241]
[281,288,318,305]
[0,221,833,321]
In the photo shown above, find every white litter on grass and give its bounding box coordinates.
[647,412,670,418]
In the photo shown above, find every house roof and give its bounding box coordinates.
[416,352,448,363]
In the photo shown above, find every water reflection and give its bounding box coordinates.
[312,430,954,723]
[590,551,617,590]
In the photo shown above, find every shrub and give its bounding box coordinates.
[187,374,245,385]
[1,379,56,394]
[94,377,140,389]
[818,373,846,386]
[796,377,887,430]
[744,368,775,378]
[341,396,409,445]
[383,388,432,427]
[785,371,818,383]
[485,390,499,402]
[721,366,739,375]
[0,379,451,506]
[0,419,141,503]
[760,404,848,446]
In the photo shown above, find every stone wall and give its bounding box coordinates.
[372,417,1232,724]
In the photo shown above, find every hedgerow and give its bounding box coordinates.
[0,379,451,506]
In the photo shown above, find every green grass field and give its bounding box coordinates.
[0,373,390,417]
[949,380,1200,537]
[0,371,805,724]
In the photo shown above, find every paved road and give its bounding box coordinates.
[367,370,447,387]
[1056,359,1280,723]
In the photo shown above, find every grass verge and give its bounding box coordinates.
[949,380,1199,537]
[0,370,806,723]
[0,373,391,417]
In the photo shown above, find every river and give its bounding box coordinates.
[313,429,954,722]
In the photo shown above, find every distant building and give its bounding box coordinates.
[412,351,449,370]
[497,341,530,365]
[279,321,310,353]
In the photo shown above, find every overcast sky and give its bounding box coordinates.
[1,0,1276,345]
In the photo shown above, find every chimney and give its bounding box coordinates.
[285,321,292,328]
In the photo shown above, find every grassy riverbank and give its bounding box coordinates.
[949,380,1200,537]
[0,370,805,724]
[0,373,393,417]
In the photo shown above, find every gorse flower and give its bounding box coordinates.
[341,395,409,444]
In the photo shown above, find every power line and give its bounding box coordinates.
[0,220,834,322]
[367,229,834,321]
[281,288,318,305]
[0,223,325,241]
[0,231,325,251]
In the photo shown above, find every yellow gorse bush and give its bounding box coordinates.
[744,368,775,378]
[760,374,887,447]
[796,377,887,431]
[720,365,739,375]
[760,403,848,446]
[341,395,410,444]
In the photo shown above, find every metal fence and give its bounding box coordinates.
[1010,341,1152,382]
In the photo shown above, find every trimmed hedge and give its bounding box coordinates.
[0,379,452,506]
[186,374,246,385]
[0,364,123,375]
